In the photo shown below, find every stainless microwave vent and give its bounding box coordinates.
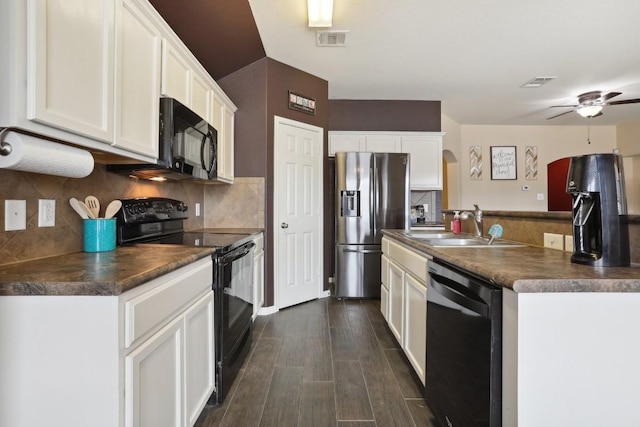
[316,30,349,47]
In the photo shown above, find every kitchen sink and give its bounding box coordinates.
[403,232,457,239]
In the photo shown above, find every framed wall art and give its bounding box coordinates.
[490,146,517,180]
[469,145,482,180]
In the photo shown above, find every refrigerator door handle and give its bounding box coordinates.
[343,248,383,254]
[371,165,377,237]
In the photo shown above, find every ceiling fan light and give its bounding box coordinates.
[576,105,603,118]
[308,0,333,27]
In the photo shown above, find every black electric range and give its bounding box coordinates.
[116,197,255,405]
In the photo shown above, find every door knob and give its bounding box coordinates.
[281,222,289,229]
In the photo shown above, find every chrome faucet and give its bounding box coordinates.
[460,204,483,237]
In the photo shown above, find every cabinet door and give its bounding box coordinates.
[404,273,427,384]
[125,316,184,427]
[190,70,210,122]
[401,135,443,190]
[28,0,115,142]
[365,135,401,153]
[253,250,265,318]
[328,133,364,156]
[114,0,161,157]
[381,254,389,320]
[387,259,405,343]
[161,39,191,107]
[184,292,214,427]
[217,106,235,183]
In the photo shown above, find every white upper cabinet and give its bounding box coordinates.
[401,134,443,190]
[365,134,402,153]
[27,0,115,143]
[1,0,236,166]
[329,131,444,190]
[114,0,161,157]
[161,39,192,108]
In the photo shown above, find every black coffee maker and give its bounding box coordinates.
[566,152,629,267]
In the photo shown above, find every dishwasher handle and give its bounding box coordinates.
[429,272,489,318]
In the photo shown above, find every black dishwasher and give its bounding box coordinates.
[426,259,502,427]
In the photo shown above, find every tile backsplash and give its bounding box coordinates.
[0,164,265,265]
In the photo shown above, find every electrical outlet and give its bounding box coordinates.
[564,235,574,252]
[544,232,564,250]
[38,199,56,227]
[537,193,545,201]
[5,200,27,231]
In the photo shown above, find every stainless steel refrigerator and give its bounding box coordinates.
[335,152,410,298]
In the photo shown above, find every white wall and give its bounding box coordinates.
[617,118,640,156]
[452,124,617,211]
[441,114,462,209]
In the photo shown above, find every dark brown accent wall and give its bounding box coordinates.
[329,100,441,131]
[219,58,329,307]
[149,0,265,80]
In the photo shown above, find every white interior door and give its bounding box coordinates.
[274,116,323,309]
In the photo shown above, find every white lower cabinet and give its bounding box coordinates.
[0,257,214,427]
[387,258,405,343]
[184,292,215,426]
[380,253,390,320]
[381,236,430,384]
[253,233,265,319]
[403,272,427,382]
[125,314,184,427]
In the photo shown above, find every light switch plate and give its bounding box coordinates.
[544,232,564,250]
[5,200,27,231]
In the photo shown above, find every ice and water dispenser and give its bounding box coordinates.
[566,152,630,267]
[340,190,360,217]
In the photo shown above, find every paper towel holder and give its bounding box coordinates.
[0,126,74,157]
[0,127,14,156]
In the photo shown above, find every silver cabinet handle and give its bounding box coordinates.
[281,222,289,229]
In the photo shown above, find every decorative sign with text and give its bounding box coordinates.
[490,146,517,180]
[288,91,316,115]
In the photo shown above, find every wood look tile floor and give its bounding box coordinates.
[195,297,436,427]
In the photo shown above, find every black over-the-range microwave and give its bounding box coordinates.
[108,97,218,182]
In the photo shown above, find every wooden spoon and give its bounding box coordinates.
[69,197,90,219]
[104,200,122,219]
[85,195,100,218]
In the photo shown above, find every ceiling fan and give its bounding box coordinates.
[547,91,640,120]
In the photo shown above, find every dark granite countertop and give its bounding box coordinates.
[382,229,640,293]
[0,245,215,296]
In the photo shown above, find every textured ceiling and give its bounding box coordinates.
[152,0,640,126]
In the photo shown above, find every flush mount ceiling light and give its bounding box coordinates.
[576,105,603,118]
[308,0,333,27]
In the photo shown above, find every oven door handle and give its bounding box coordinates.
[429,273,489,318]
[220,242,255,264]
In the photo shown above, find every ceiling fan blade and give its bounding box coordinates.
[601,91,622,102]
[547,109,575,120]
[549,104,579,108]
[606,98,640,105]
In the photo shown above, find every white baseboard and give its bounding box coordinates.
[320,290,331,298]
[257,305,278,316]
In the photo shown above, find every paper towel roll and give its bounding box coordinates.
[0,131,94,178]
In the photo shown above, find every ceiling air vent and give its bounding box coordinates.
[316,30,349,47]
[520,76,557,88]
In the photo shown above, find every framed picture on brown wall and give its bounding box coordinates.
[490,146,517,180]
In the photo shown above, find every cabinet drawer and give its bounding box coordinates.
[123,258,213,349]
[387,239,430,283]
